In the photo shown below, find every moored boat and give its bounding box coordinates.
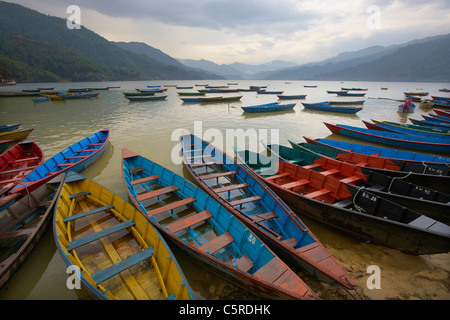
[242,102,296,113]
[126,95,168,101]
[0,139,44,197]
[121,149,318,300]
[234,149,450,255]
[368,119,450,137]
[336,92,366,97]
[277,94,307,100]
[0,124,21,133]
[302,102,362,114]
[53,172,194,300]
[324,122,450,153]
[0,129,33,144]
[0,174,64,289]
[11,128,110,195]
[362,120,450,138]
[180,133,356,290]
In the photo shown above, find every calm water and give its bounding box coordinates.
[0,80,449,300]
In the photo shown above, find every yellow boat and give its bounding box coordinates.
[49,94,64,101]
[0,128,33,142]
[53,172,194,300]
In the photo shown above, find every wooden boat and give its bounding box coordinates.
[11,128,110,195]
[324,122,450,153]
[22,89,39,93]
[180,133,356,290]
[434,109,450,117]
[398,103,416,113]
[431,100,450,109]
[126,95,168,101]
[327,100,365,105]
[418,117,450,128]
[405,96,422,102]
[177,92,206,96]
[259,142,450,223]
[257,90,284,94]
[341,87,368,91]
[176,86,193,89]
[0,174,64,289]
[368,119,450,137]
[198,89,240,93]
[410,118,450,129]
[423,114,450,124]
[301,102,362,114]
[68,88,93,92]
[404,92,428,96]
[121,149,317,300]
[37,87,54,91]
[0,129,33,143]
[49,95,64,101]
[0,124,21,133]
[181,96,243,103]
[439,89,450,92]
[0,140,15,155]
[33,96,50,103]
[327,90,347,94]
[432,96,450,102]
[123,92,156,97]
[59,92,99,99]
[0,139,44,197]
[362,120,450,138]
[137,89,168,93]
[277,94,307,100]
[242,102,296,113]
[303,85,317,88]
[53,172,194,300]
[86,87,109,91]
[0,92,41,97]
[234,149,450,255]
[291,138,450,193]
[336,92,366,97]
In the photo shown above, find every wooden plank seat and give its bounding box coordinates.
[264,172,290,181]
[253,257,289,283]
[253,211,276,222]
[76,149,98,153]
[136,185,179,202]
[63,205,114,223]
[55,163,76,167]
[199,232,233,254]
[229,195,261,207]
[234,255,254,273]
[130,175,159,185]
[199,171,237,180]
[214,183,249,193]
[304,189,330,199]
[165,210,212,234]
[67,220,135,251]
[282,237,297,247]
[146,197,196,216]
[129,167,144,174]
[340,176,360,184]
[280,179,309,190]
[90,246,154,284]
[11,156,40,163]
[190,161,217,168]
[87,143,103,147]
[320,169,340,176]
[0,166,37,175]
[356,162,369,166]
[302,163,321,169]
[65,156,87,160]
[69,191,91,199]
[98,138,107,141]
[0,228,34,240]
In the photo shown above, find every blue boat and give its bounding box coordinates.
[33,96,50,103]
[257,90,284,94]
[363,120,450,138]
[11,128,110,195]
[423,114,450,124]
[302,102,362,114]
[0,124,21,133]
[410,118,450,129]
[277,94,307,100]
[121,149,317,300]
[180,133,356,290]
[336,92,366,97]
[242,102,296,113]
[325,122,450,153]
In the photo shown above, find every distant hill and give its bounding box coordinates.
[0,1,212,82]
[264,34,450,82]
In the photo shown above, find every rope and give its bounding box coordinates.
[352,186,366,213]
[387,171,413,192]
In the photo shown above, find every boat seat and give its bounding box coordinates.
[253,211,276,222]
[199,232,233,254]
[67,220,135,251]
[320,169,340,176]
[98,138,107,141]
[229,196,261,207]
[69,191,91,199]
[264,172,290,181]
[199,171,237,180]
[190,161,217,168]
[281,237,297,247]
[234,255,254,273]
[63,205,114,222]
[302,163,321,169]
[130,175,159,185]
[87,143,103,147]
[136,185,179,202]
[0,165,37,175]
[11,156,40,163]
[90,246,154,284]
[0,228,35,240]
[146,197,196,216]
[214,183,249,193]
[76,149,97,153]
[304,189,330,199]
[280,179,309,190]
[356,162,368,166]
[341,176,360,184]
[253,257,289,283]
[55,163,76,167]
[165,210,212,233]
[129,167,144,174]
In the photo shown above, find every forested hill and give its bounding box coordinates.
[0,1,210,82]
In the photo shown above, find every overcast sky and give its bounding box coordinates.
[5,0,450,65]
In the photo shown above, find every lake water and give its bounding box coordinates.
[0,80,449,300]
